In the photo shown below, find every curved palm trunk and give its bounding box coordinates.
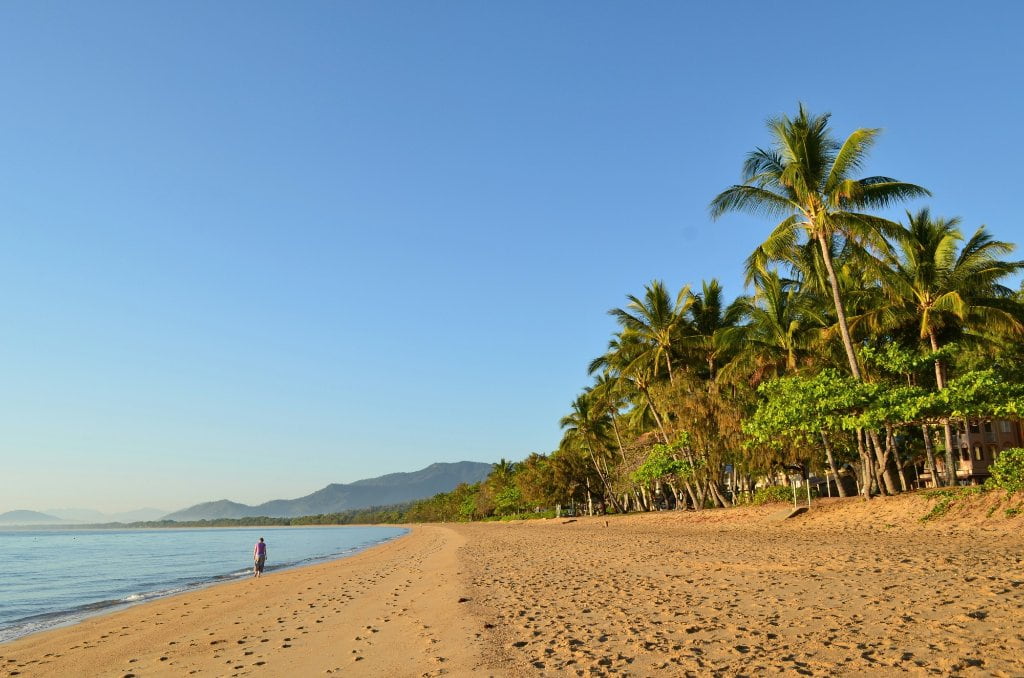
[609,417,625,463]
[816,232,863,380]
[641,387,671,445]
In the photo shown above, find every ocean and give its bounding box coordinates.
[0,525,407,643]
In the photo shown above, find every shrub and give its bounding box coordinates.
[989,448,1024,494]
[751,485,796,505]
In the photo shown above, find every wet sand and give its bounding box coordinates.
[2,494,1023,677]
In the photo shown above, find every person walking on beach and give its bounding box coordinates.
[253,537,267,578]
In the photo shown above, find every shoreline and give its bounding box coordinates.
[1,526,496,677]
[3,496,1023,676]
[0,526,409,646]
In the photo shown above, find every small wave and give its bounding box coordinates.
[120,588,185,603]
[0,587,189,642]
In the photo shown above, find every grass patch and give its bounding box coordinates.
[920,485,989,522]
[921,484,1024,521]
[922,496,957,521]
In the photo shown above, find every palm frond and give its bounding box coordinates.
[709,185,799,220]
[824,127,880,193]
[842,180,930,210]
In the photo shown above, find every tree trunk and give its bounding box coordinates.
[887,425,908,492]
[817,232,862,380]
[610,417,625,464]
[873,462,887,497]
[942,421,958,486]
[708,480,731,507]
[585,477,594,517]
[856,429,872,500]
[927,329,957,487]
[929,329,946,389]
[692,479,706,511]
[682,481,698,510]
[921,425,939,488]
[821,432,848,497]
[867,430,897,495]
[585,444,625,514]
[642,388,671,445]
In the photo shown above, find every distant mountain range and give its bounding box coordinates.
[47,507,170,523]
[0,507,170,526]
[162,461,492,521]
[0,509,63,525]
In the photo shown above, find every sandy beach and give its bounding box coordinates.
[3,495,1023,677]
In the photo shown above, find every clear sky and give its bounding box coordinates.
[2,2,1022,514]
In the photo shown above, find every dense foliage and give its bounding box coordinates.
[988,448,1024,494]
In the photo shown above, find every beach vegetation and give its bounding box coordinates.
[987,447,1024,494]
[749,486,797,506]
[418,104,1024,522]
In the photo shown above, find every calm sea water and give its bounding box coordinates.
[0,525,407,642]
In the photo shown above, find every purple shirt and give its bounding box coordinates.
[254,541,266,557]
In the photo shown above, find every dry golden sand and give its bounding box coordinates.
[2,494,1023,677]
[461,496,1024,677]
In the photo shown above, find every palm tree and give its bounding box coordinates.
[680,278,741,379]
[559,392,626,513]
[589,372,631,457]
[719,271,827,384]
[866,208,1024,483]
[589,331,672,443]
[710,104,929,381]
[608,280,692,384]
[878,209,1023,359]
[490,458,517,482]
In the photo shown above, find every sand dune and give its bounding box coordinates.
[2,495,1022,677]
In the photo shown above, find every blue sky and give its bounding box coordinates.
[2,2,1022,513]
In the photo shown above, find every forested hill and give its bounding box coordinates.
[163,462,491,520]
